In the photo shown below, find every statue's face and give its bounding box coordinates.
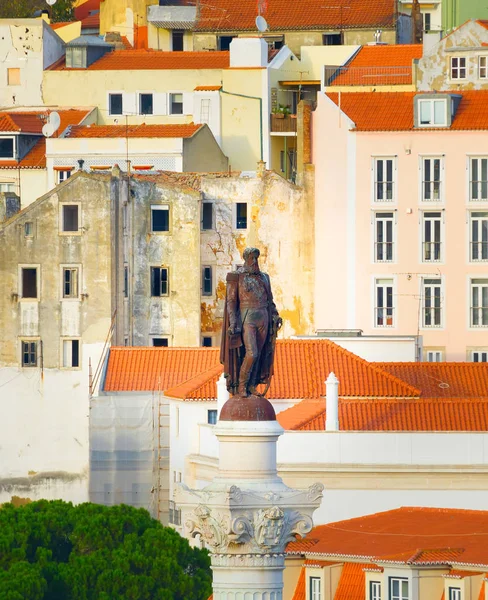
[244,252,260,273]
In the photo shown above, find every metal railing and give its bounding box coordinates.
[471,242,488,261]
[375,242,394,262]
[423,241,442,262]
[324,65,414,87]
[375,307,394,327]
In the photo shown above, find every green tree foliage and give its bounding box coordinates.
[0,500,212,600]
[0,0,75,23]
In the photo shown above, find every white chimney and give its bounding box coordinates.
[422,31,442,56]
[229,37,268,68]
[216,372,229,419]
[325,372,339,431]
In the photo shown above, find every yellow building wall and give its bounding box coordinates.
[100,0,157,38]
[147,25,194,51]
[52,21,81,43]
[0,169,49,209]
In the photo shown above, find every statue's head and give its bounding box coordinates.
[243,247,260,273]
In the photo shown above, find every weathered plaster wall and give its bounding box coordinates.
[183,126,228,172]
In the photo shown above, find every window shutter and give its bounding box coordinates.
[123,92,137,116]
[182,92,194,116]
[153,93,168,116]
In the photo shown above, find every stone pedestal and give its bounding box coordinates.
[175,414,323,600]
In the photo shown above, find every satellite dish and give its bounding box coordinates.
[42,123,55,137]
[256,15,268,33]
[46,0,57,5]
[49,111,61,131]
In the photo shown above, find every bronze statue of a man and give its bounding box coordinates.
[220,248,282,397]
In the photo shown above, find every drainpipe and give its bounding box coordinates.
[220,88,263,162]
[325,372,339,431]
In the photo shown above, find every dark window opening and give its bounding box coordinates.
[139,93,153,115]
[124,265,129,297]
[22,268,37,298]
[202,266,212,296]
[151,206,169,232]
[153,338,169,347]
[22,341,37,367]
[172,30,184,51]
[62,205,79,232]
[424,13,431,31]
[0,137,14,158]
[202,202,213,230]
[236,202,247,229]
[323,32,343,46]
[151,267,169,296]
[109,93,123,115]
[218,36,236,51]
[207,409,217,424]
[170,93,183,115]
[202,336,213,347]
[24,222,33,237]
[72,340,80,367]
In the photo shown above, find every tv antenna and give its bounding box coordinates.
[42,111,61,138]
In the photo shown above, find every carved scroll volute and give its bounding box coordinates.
[185,505,230,551]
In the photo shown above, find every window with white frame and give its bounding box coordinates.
[470,278,488,327]
[418,98,447,127]
[421,157,442,201]
[309,576,321,600]
[374,212,394,262]
[422,211,442,262]
[470,212,488,261]
[151,204,170,232]
[426,349,444,362]
[62,339,80,368]
[21,267,38,299]
[422,278,443,327]
[108,93,123,115]
[370,581,381,600]
[375,278,394,327]
[207,409,217,425]
[200,98,211,124]
[373,157,395,202]
[449,588,461,600]
[472,350,488,362]
[169,93,183,115]
[470,157,488,201]
[390,577,409,600]
[451,56,466,79]
[0,137,15,159]
[479,56,488,79]
[62,267,79,299]
[0,182,14,192]
[151,267,169,297]
[57,169,72,184]
[139,93,153,115]
[202,265,213,296]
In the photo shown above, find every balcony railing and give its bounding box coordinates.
[270,114,297,133]
[324,65,414,87]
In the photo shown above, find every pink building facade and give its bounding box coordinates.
[313,90,488,361]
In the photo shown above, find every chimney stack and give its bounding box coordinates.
[325,372,339,431]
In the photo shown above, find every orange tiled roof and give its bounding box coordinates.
[52,50,230,71]
[378,548,465,565]
[372,363,488,397]
[121,36,132,49]
[303,559,339,567]
[0,109,92,170]
[195,0,397,32]
[445,569,483,578]
[277,397,488,431]
[331,44,422,86]
[291,567,305,600]
[81,12,100,30]
[66,123,202,138]
[165,365,223,401]
[161,339,420,400]
[327,90,488,131]
[51,21,77,30]
[194,85,222,91]
[335,563,377,600]
[287,507,488,569]
[74,0,100,21]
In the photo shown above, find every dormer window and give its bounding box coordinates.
[418,98,447,127]
[0,137,15,159]
[451,56,466,80]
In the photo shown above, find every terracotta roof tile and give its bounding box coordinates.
[66,123,203,138]
[287,538,320,554]
[377,548,465,565]
[372,363,488,397]
[303,559,339,567]
[291,566,305,600]
[195,0,397,32]
[278,397,488,432]
[53,50,230,71]
[326,90,488,131]
[331,44,422,86]
[51,21,77,30]
[0,113,45,134]
[74,0,100,21]
[445,569,483,578]
[194,85,222,91]
[335,563,377,600]
[81,12,100,29]
[286,506,488,568]
[165,365,223,401]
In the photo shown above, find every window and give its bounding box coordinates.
[151,267,169,297]
[200,98,211,124]
[470,212,488,261]
[424,12,431,31]
[7,68,20,86]
[421,157,442,201]
[63,339,80,368]
[422,211,442,262]
[370,581,381,600]
[418,98,447,127]
[22,267,37,298]
[139,93,153,115]
[479,56,488,79]
[0,182,14,192]
[207,409,217,424]
[169,93,183,115]
[202,266,212,296]
[202,336,213,347]
[0,137,14,159]
[422,278,442,327]
[66,46,85,68]
[218,35,235,51]
[323,32,343,45]
[451,57,466,80]
[390,577,409,600]
[236,203,248,229]
[471,278,488,327]
[375,212,394,262]
[124,265,129,298]
[63,267,79,298]
[375,278,394,327]
[24,222,33,237]
[309,577,321,600]
[449,589,461,600]
[373,157,395,202]
[202,202,214,230]
[61,205,79,232]
[151,204,169,232]
[470,157,488,201]
[172,30,184,51]
[427,350,443,362]
[57,169,72,184]
[22,341,37,367]
[109,93,123,115]
[472,350,488,362]
[153,338,169,347]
